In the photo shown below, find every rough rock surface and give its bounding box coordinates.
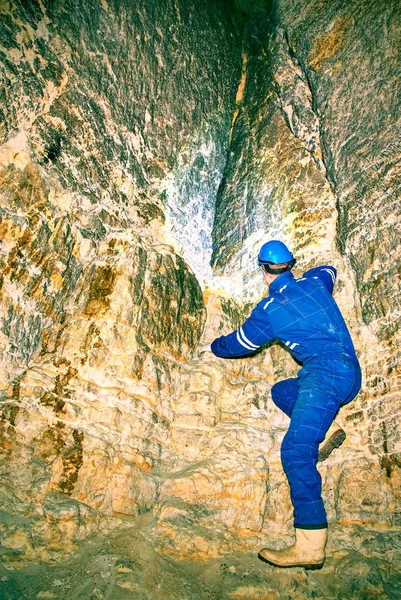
[0,0,400,598]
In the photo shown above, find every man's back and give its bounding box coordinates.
[211,266,358,365]
[260,267,357,364]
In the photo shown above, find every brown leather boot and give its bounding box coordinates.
[258,528,327,569]
[318,421,346,462]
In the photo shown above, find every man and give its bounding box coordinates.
[200,240,361,568]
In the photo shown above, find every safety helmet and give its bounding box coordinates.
[258,240,296,274]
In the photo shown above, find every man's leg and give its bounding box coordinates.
[280,363,358,527]
[318,359,362,462]
[259,375,339,568]
[260,364,361,567]
[272,377,348,462]
[280,392,337,528]
[272,376,338,524]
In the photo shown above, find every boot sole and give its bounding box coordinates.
[258,552,324,570]
[318,429,346,462]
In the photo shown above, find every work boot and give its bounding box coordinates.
[258,528,327,569]
[318,421,346,462]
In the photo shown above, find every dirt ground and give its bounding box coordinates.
[1,521,400,600]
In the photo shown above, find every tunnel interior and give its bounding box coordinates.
[0,0,400,598]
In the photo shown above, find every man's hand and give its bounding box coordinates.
[198,343,212,353]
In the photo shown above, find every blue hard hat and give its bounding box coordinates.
[258,240,294,265]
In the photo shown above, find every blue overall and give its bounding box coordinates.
[211,266,361,529]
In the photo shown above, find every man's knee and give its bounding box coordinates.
[272,378,295,405]
[271,378,298,416]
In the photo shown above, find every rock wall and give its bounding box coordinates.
[271,0,401,468]
[0,0,400,598]
[0,0,243,565]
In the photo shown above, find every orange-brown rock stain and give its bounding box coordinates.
[1,179,84,337]
[127,453,153,474]
[39,363,78,413]
[308,16,352,71]
[59,429,84,495]
[84,264,117,316]
[0,380,21,455]
[229,53,248,144]
[34,421,67,461]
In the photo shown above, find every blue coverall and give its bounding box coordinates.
[211,266,361,529]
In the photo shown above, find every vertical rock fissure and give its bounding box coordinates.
[274,28,348,261]
[276,29,326,173]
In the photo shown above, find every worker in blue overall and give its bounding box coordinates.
[200,240,361,568]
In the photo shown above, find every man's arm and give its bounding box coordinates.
[303,266,337,295]
[209,302,275,358]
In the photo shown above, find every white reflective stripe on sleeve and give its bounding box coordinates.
[290,342,299,350]
[279,284,288,293]
[239,326,259,350]
[236,330,256,351]
[322,268,336,284]
[285,341,291,347]
[263,298,274,309]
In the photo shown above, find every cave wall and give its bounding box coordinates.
[0,0,401,597]
[0,0,245,564]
